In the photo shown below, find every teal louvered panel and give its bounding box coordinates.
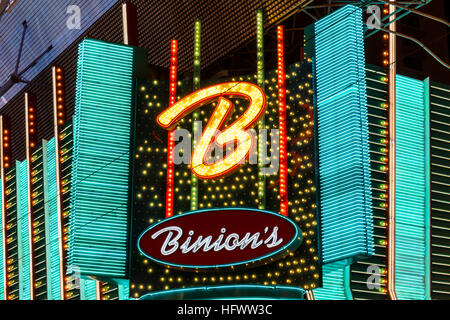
[0,0,119,108]
[395,75,430,300]
[118,281,130,300]
[68,39,136,278]
[80,279,97,300]
[43,138,62,300]
[0,180,3,300]
[313,259,352,300]
[16,160,31,300]
[309,5,374,264]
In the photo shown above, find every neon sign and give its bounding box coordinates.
[138,208,302,270]
[157,82,266,179]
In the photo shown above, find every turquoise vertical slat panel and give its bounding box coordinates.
[118,281,130,300]
[312,4,374,264]
[429,82,450,299]
[395,75,430,300]
[42,140,53,300]
[16,160,31,300]
[44,137,62,300]
[313,259,352,300]
[0,180,3,300]
[69,39,136,278]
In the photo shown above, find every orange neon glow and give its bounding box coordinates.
[157,82,266,179]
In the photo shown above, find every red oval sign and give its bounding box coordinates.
[138,208,302,270]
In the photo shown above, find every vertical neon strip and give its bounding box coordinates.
[0,117,7,300]
[424,77,431,300]
[24,92,36,300]
[277,25,288,217]
[387,0,398,300]
[166,40,178,218]
[16,162,24,300]
[52,66,67,299]
[256,9,266,209]
[191,18,201,211]
[305,290,314,300]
